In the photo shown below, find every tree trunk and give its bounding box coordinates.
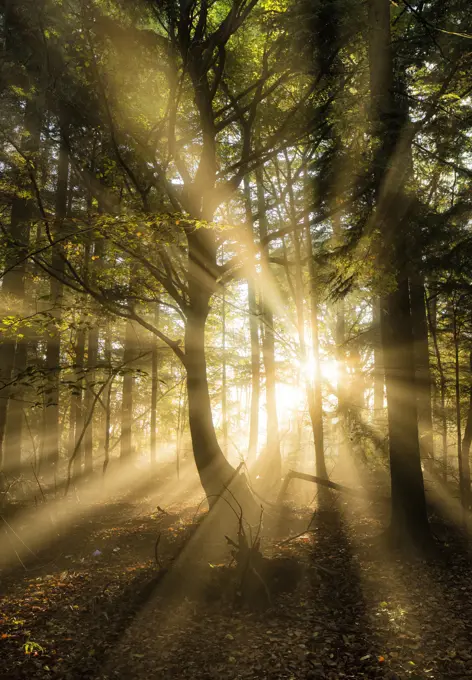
[460,350,472,510]
[3,341,27,476]
[83,324,99,475]
[103,323,112,474]
[255,167,281,484]
[43,128,69,473]
[0,97,41,476]
[304,195,328,480]
[369,0,429,544]
[452,306,467,509]
[243,176,260,465]
[373,297,384,414]
[185,231,258,520]
[71,326,86,480]
[427,294,448,479]
[185,301,234,491]
[410,274,434,469]
[221,285,229,454]
[120,319,135,461]
[332,213,349,459]
[150,305,159,466]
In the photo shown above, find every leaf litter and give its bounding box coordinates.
[1,498,472,679]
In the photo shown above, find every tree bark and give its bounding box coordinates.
[71,326,86,480]
[83,323,99,475]
[103,323,112,474]
[120,319,135,461]
[255,167,281,483]
[373,297,384,414]
[369,0,429,543]
[0,0,43,478]
[427,293,448,479]
[1,96,42,476]
[150,305,160,466]
[43,127,68,473]
[460,350,472,510]
[304,190,328,480]
[452,306,468,509]
[332,213,349,459]
[185,230,258,519]
[410,274,434,469]
[221,284,229,455]
[243,176,260,465]
[185,285,233,492]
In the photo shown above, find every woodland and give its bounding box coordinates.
[1,0,472,679]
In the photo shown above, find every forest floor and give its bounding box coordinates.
[1,487,472,680]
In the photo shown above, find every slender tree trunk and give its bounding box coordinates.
[373,297,384,414]
[286,153,307,373]
[43,128,69,473]
[461,350,472,510]
[247,281,260,464]
[103,324,112,474]
[332,213,350,459]
[3,341,28,475]
[304,184,328,479]
[120,319,134,461]
[453,306,466,508]
[255,167,281,482]
[221,285,229,454]
[427,294,448,479]
[72,326,86,480]
[82,223,103,475]
[150,305,159,466]
[410,274,434,469]
[83,324,99,475]
[369,0,429,543]
[243,176,260,465]
[176,378,184,480]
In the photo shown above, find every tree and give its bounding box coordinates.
[368,0,429,544]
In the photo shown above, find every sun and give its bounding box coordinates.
[276,383,304,421]
[320,358,338,386]
[274,357,339,424]
[301,355,339,386]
